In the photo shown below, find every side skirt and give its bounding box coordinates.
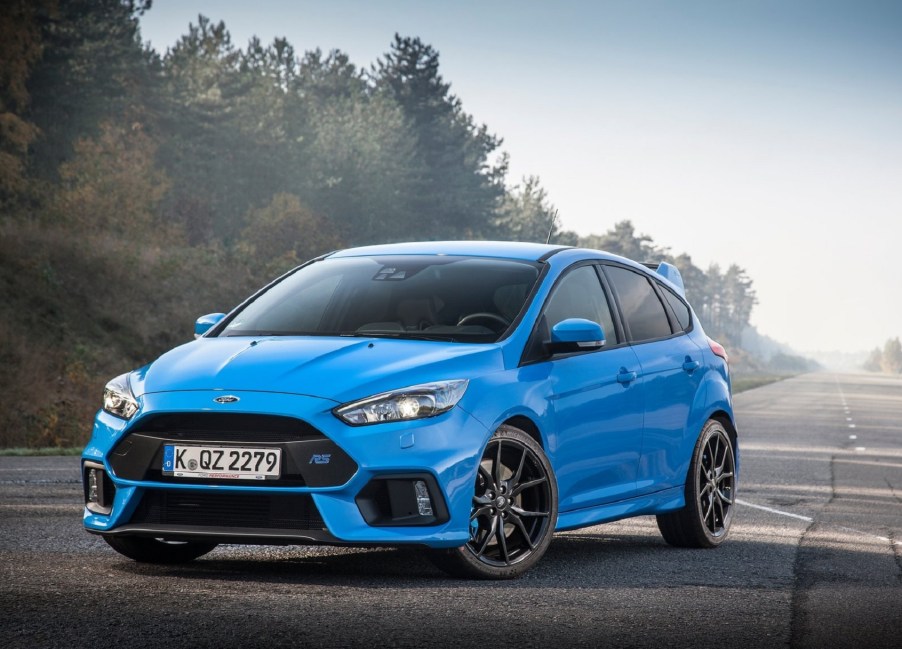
[554,485,685,532]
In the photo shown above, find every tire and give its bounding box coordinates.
[103,535,218,564]
[430,425,558,579]
[657,419,736,548]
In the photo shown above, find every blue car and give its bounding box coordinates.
[82,241,737,579]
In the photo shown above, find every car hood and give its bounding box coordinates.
[131,336,504,404]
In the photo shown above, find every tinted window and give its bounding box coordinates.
[662,287,691,332]
[544,266,617,344]
[220,256,541,343]
[604,266,672,342]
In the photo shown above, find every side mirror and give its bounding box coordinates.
[194,313,226,339]
[547,318,606,354]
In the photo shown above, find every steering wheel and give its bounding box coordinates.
[456,312,511,330]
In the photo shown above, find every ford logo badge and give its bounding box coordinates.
[213,395,240,404]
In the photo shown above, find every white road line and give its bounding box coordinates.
[737,498,902,547]
[735,499,814,522]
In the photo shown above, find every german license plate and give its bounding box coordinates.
[162,445,281,480]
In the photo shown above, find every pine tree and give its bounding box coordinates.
[374,35,506,239]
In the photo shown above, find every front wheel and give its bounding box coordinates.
[429,425,558,579]
[657,419,736,548]
[103,535,218,563]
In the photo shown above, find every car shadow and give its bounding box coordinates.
[110,525,756,590]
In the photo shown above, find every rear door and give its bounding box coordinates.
[603,264,705,494]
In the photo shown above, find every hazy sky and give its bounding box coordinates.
[140,1,902,355]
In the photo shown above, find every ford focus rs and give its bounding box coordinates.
[82,241,737,579]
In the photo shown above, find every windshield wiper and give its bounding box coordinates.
[342,331,459,342]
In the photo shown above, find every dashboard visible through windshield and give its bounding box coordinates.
[219,255,542,343]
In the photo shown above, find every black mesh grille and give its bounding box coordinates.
[130,413,326,444]
[130,490,326,531]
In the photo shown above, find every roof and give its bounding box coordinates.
[327,240,570,262]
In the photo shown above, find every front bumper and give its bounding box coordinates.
[82,390,490,548]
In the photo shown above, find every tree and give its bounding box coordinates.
[495,176,563,243]
[26,0,156,180]
[0,0,50,203]
[157,15,246,242]
[237,193,342,278]
[580,220,665,261]
[292,49,418,244]
[881,337,902,374]
[374,35,507,239]
[862,347,882,372]
[53,121,172,239]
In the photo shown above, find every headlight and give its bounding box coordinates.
[102,373,139,419]
[334,380,469,426]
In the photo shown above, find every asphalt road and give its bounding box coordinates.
[1,372,900,648]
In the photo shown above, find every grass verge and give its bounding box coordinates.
[0,447,83,456]
[732,374,792,393]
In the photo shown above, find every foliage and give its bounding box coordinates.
[495,176,578,245]
[237,193,342,278]
[0,0,49,202]
[862,337,902,373]
[374,35,507,239]
[25,0,156,182]
[53,121,173,237]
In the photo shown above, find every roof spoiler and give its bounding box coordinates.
[642,261,686,297]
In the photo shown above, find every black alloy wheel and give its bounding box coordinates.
[657,419,736,548]
[430,425,558,579]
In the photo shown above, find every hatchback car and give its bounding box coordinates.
[82,241,737,579]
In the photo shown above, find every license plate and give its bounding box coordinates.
[162,445,281,480]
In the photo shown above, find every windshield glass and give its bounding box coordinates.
[219,255,542,343]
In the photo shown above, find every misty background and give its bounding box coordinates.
[1,0,899,448]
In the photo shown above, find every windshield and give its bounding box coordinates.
[219,255,542,343]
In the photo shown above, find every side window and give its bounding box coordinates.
[604,265,672,342]
[543,265,617,344]
[661,287,692,332]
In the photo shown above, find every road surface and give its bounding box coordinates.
[1,372,900,648]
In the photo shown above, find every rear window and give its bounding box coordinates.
[661,287,692,332]
[604,265,673,342]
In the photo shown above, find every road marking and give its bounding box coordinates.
[848,424,856,428]
[735,499,813,522]
[737,499,902,547]
[855,447,867,452]
[849,435,857,440]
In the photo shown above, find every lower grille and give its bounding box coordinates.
[130,490,325,531]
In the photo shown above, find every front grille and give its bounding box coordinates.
[130,490,326,531]
[131,413,326,444]
[108,413,358,487]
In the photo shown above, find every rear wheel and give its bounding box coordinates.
[103,535,218,563]
[430,425,558,579]
[657,419,736,548]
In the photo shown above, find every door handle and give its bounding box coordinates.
[682,357,701,373]
[617,369,638,384]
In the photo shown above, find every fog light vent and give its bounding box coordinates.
[414,480,434,516]
[83,461,115,514]
[354,474,448,527]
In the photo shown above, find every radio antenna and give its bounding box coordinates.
[545,209,559,245]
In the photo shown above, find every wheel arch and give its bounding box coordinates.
[500,415,544,450]
[707,409,740,481]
